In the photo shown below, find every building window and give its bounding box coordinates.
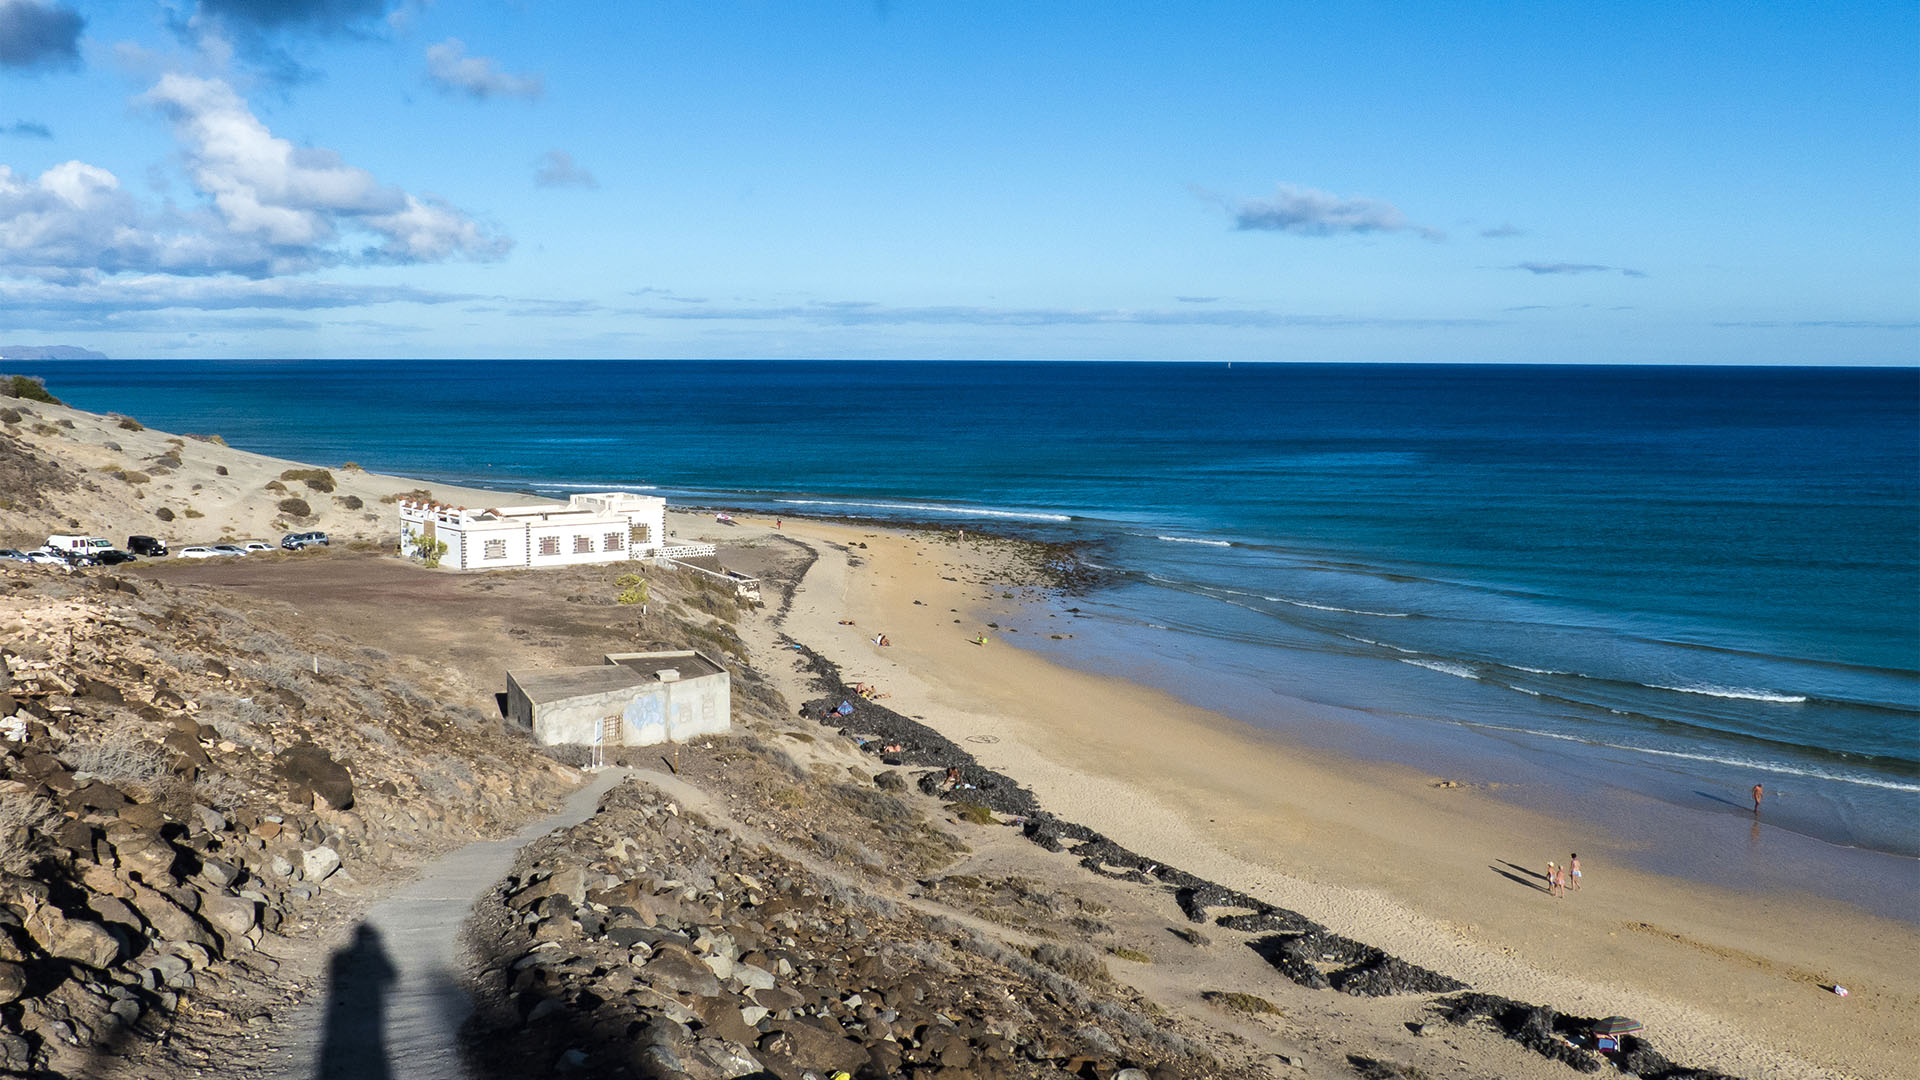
[629,523,651,546]
[604,531,624,552]
[483,538,507,560]
[573,535,593,554]
[538,536,560,556]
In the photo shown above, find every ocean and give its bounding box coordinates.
[16,360,1919,901]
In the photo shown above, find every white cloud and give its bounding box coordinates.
[141,72,506,263]
[0,72,505,286]
[425,38,542,100]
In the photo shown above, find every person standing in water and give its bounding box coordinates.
[1752,783,1764,813]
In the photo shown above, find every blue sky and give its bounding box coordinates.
[1,1,1915,362]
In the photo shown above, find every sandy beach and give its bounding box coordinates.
[717,513,1920,1080]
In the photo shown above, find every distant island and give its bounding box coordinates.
[0,345,108,360]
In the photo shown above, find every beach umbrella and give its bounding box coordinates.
[1593,1016,1643,1036]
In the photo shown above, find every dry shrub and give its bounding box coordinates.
[65,732,171,791]
[278,497,312,517]
[0,792,60,874]
[193,771,253,811]
[1032,941,1109,983]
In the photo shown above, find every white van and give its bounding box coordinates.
[44,535,115,557]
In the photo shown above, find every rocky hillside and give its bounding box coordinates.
[468,779,1253,1080]
[0,567,576,1078]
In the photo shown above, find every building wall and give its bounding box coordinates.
[400,493,667,570]
[617,674,730,745]
[462,528,528,570]
[508,670,731,747]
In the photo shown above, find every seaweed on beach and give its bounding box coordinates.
[1433,993,1742,1079]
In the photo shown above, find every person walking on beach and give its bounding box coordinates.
[1568,853,1581,892]
[1752,783,1764,813]
[1546,861,1562,898]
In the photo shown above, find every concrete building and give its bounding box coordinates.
[504,651,731,747]
[398,492,668,571]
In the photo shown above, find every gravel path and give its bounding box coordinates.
[268,768,628,1080]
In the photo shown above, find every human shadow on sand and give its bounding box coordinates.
[319,923,398,1080]
[1491,860,1550,894]
[1694,789,1750,811]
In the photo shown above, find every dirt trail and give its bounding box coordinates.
[263,769,628,1080]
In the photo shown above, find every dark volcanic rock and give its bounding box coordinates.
[273,742,354,811]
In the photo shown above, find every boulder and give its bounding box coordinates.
[273,743,354,811]
[640,945,723,998]
[75,676,123,704]
[26,908,121,969]
[0,961,25,1003]
[759,1022,866,1075]
[199,894,259,940]
[302,846,342,883]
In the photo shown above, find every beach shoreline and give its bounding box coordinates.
[721,511,1920,1080]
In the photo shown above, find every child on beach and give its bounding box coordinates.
[1547,861,1563,898]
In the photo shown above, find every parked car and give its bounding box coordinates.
[44,535,115,559]
[210,544,248,556]
[0,549,28,562]
[128,535,168,557]
[94,550,138,565]
[241,541,273,553]
[24,550,67,566]
[177,547,217,559]
[281,531,330,550]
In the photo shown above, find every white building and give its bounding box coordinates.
[504,651,731,747]
[397,491,668,571]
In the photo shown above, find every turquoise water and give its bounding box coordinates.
[16,360,1919,876]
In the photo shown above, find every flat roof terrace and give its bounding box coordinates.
[606,651,725,680]
[508,664,650,705]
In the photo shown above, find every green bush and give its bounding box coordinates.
[952,802,996,825]
[2,375,61,405]
[410,535,448,568]
[277,497,312,517]
[183,507,204,518]
[279,468,336,493]
[615,572,649,606]
[263,480,287,493]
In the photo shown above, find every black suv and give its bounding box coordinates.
[281,531,330,550]
[128,535,167,557]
